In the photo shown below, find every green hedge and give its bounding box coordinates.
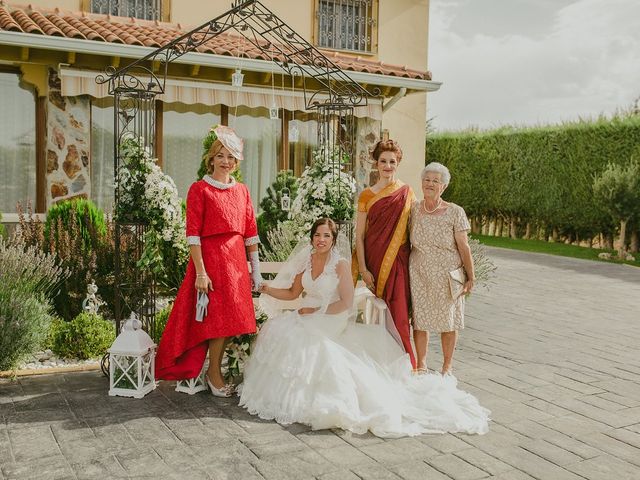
[427,115,640,242]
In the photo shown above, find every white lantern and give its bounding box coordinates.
[269,103,279,120]
[280,187,291,211]
[288,122,299,143]
[231,68,244,87]
[175,357,209,395]
[108,312,157,399]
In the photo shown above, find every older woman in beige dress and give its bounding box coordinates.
[409,162,475,376]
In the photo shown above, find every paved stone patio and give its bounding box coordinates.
[2,247,640,480]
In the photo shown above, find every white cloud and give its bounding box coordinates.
[427,0,640,131]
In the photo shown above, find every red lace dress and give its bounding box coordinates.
[156,176,259,380]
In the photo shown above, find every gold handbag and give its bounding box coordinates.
[448,267,467,300]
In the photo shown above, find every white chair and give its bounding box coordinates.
[354,285,387,326]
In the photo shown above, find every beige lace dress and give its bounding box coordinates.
[409,201,471,332]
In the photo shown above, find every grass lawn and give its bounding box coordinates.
[472,234,640,268]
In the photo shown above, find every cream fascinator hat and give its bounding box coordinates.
[213,125,244,160]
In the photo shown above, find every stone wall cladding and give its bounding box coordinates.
[46,69,91,207]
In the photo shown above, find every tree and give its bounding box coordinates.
[592,160,640,257]
[256,170,298,249]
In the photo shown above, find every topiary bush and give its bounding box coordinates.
[49,312,115,360]
[44,198,106,252]
[257,170,298,249]
[0,239,66,370]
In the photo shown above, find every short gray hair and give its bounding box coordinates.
[421,162,451,185]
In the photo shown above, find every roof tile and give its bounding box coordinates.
[30,11,63,36]
[46,13,85,39]
[0,6,21,31]
[0,2,431,81]
[11,9,43,34]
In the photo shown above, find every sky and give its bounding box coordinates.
[426,0,640,132]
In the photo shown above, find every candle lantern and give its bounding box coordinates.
[231,68,244,87]
[280,187,291,211]
[108,313,157,399]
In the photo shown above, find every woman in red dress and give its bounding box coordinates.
[353,140,417,369]
[156,126,262,397]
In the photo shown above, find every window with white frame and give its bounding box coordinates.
[0,72,36,213]
[316,0,377,53]
[90,0,163,21]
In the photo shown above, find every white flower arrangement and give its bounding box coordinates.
[116,136,187,277]
[288,147,356,237]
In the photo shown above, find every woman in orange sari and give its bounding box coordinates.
[354,140,416,368]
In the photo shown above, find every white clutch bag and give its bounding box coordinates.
[448,267,467,300]
[195,291,209,322]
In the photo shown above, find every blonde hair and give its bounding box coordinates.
[206,139,238,175]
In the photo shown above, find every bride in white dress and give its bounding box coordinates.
[239,218,490,438]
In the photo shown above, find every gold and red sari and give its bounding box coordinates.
[353,181,416,368]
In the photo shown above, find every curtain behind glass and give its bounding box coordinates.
[0,73,36,213]
[163,103,220,200]
[230,106,280,212]
[90,98,115,213]
[289,116,318,177]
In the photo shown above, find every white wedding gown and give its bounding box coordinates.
[239,250,490,438]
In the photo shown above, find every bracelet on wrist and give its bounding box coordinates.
[196,273,208,278]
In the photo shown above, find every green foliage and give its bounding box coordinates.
[44,199,106,251]
[473,234,640,267]
[153,303,173,345]
[0,212,6,239]
[428,115,640,241]
[49,312,115,360]
[257,170,299,248]
[40,199,116,320]
[14,202,117,321]
[116,136,188,294]
[0,289,53,371]
[197,125,243,183]
[0,239,65,370]
[260,220,300,262]
[46,209,115,320]
[593,160,640,256]
[593,160,640,224]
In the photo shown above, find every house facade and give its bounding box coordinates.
[0,0,438,220]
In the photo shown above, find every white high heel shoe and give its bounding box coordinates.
[205,374,232,398]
